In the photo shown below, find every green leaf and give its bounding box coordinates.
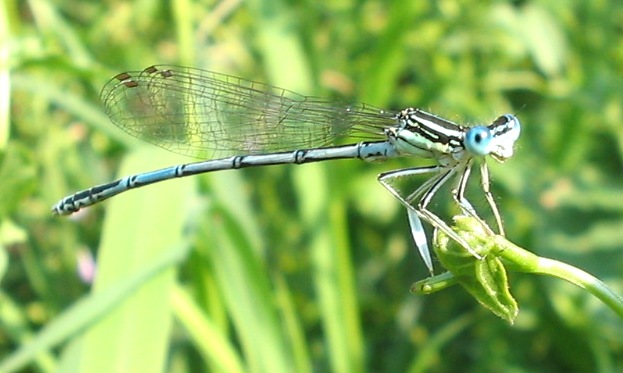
[433,216,518,323]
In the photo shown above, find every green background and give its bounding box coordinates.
[2,0,623,371]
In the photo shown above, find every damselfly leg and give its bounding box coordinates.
[379,157,505,272]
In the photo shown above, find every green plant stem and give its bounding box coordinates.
[411,271,458,294]
[493,235,623,319]
[413,226,623,320]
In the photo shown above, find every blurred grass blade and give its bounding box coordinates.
[0,240,190,373]
[171,285,245,373]
[272,274,313,373]
[406,314,474,373]
[11,73,133,145]
[202,171,296,373]
[293,164,364,373]
[71,147,195,373]
[28,0,94,66]
[0,0,10,149]
[246,0,312,92]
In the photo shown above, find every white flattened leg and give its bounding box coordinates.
[379,166,441,272]
[379,164,486,270]
[406,207,433,274]
[413,166,484,260]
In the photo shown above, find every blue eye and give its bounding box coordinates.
[465,126,492,155]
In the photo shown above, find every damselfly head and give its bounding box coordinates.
[485,114,521,161]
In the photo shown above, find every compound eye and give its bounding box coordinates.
[465,126,492,156]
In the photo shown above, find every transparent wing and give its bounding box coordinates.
[101,65,397,159]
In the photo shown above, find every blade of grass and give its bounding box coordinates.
[0,237,190,373]
[246,0,312,92]
[272,274,313,373]
[293,163,364,373]
[0,0,9,150]
[72,147,196,373]
[171,285,245,373]
[204,171,297,373]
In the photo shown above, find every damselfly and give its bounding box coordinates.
[52,65,521,271]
